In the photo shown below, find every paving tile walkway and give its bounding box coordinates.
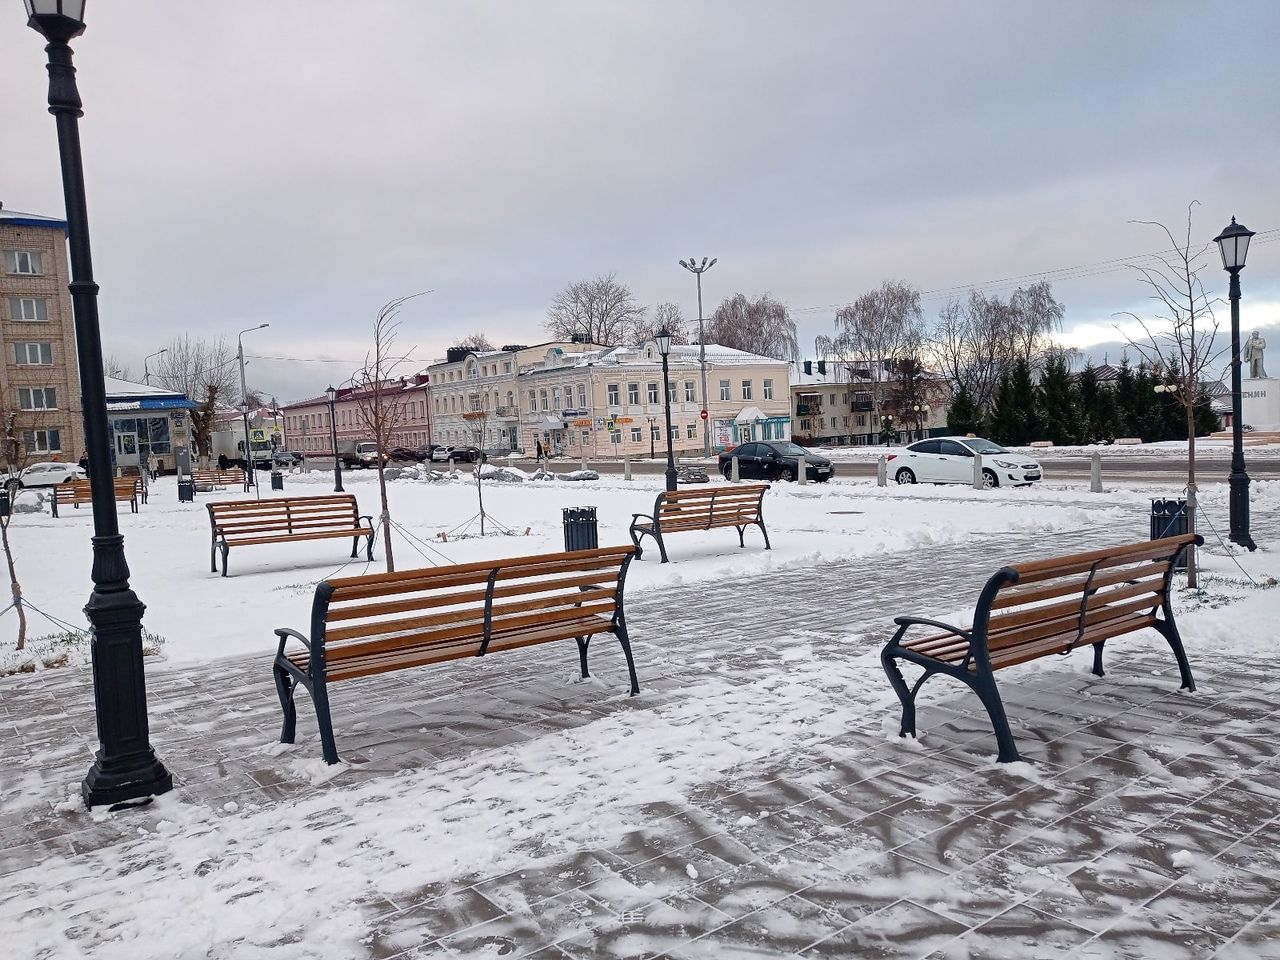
[2,506,1279,958]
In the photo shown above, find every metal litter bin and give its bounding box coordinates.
[562,506,599,552]
[178,477,195,503]
[1150,498,1188,571]
[270,471,284,491]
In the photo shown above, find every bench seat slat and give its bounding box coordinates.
[224,528,371,547]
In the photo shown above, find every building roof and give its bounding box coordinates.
[104,376,196,411]
[554,343,788,371]
[0,207,68,232]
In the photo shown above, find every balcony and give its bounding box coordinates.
[796,403,822,417]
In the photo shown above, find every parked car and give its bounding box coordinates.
[388,447,421,463]
[886,436,1043,488]
[430,445,483,463]
[271,450,304,468]
[718,441,834,482]
[11,461,86,488]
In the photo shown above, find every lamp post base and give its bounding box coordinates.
[665,466,678,492]
[1228,469,1256,552]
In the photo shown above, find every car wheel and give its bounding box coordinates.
[895,468,916,484]
[720,462,733,479]
[779,466,795,482]
[982,468,998,489]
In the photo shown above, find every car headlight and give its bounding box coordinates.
[993,459,1017,468]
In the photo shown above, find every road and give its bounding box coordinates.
[303,455,1280,484]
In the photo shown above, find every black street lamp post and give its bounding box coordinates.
[646,416,656,460]
[24,0,172,807]
[656,329,678,491]
[1214,216,1257,552]
[326,385,344,493]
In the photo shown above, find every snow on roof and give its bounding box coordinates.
[105,376,187,399]
[0,207,67,230]
[560,343,787,369]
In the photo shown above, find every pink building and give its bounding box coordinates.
[282,375,431,457]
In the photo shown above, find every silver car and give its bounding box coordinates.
[13,461,87,488]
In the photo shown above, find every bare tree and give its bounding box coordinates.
[1114,203,1223,587]
[151,335,239,460]
[929,283,1063,416]
[0,411,43,652]
[350,294,426,572]
[545,273,646,345]
[455,332,494,352]
[816,280,924,424]
[706,293,799,360]
[104,355,133,380]
[633,301,690,344]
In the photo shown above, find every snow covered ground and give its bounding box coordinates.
[2,471,1279,958]
[0,468,1207,667]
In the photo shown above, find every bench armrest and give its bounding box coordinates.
[630,512,653,522]
[274,627,311,657]
[891,616,972,641]
[359,514,374,529]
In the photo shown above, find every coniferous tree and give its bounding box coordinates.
[1193,390,1220,436]
[946,384,983,436]
[1009,358,1040,444]
[1114,360,1139,437]
[988,373,1023,445]
[1076,364,1101,443]
[1036,354,1081,445]
[1095,386,1122,442]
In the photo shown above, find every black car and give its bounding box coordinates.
[431,445,483,463]
[388,447,422,463]
[271,450,304,467]
[718,441,834,482]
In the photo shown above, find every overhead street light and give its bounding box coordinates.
[679,256,717,458]
[142,348,167,386]
[656,327,677,492]
[326,385,344,493]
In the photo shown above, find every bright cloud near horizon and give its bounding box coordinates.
[3,0,1278,402]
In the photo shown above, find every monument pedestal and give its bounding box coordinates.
[1241,378,1280,432]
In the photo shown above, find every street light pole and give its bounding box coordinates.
[656,328,677,491]
[142,347,167,386]
[24,0,171,807]
[326,385,344,493]
[647,416,656,460]
[679,257,717,457]
[237,323,269,485]
[1214,216,1257,552]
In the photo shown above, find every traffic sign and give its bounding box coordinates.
[700,409,708,421]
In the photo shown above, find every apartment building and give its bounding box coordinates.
[428,341,595,451]
[425,339,791,457]
[791,359,948,445]
[282,375,432,456]
[0,206,84,466]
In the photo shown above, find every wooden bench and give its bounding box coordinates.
[50,478,140,517]
[207,494,375,577]
[628,483,771,563]
[192,468,250,493]
[272,545,639,763]
[881,534,1201,763]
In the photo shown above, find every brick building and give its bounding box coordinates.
[0,205,84,466]
[282,376,432,457]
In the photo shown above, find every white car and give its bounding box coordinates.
[13,461,87,488]
[886,437,1042,488]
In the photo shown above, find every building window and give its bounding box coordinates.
[528,390,536,412]
[628,383,640,405]
[4,251,43,275]
[651,424,660,441]
[582,430,590,446]
[742,380,753,401]
[684,381,695,403]
[631,427,641,442]
[686,422,697,439]
[800,418,811,431]
[539,389,548,411]
[669,426,678,441]
[8,297,49,322]
[23,428,61,453]
[763,379,774,400]
[607,383,620,405]
[14,342,53,365]
[552,387,561,410]
[647,382,659,404]
[576,384,586,408]
[567,432,575,446]
[719,379,730,401]
[18,387,57,410]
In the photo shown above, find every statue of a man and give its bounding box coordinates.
[1243,331,1267,379]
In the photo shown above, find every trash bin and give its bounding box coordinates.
[270,471,285,491]
[562,506,598,552]
[0,487,9,518]
[1150,498,1188,570]
[178,477,195,503]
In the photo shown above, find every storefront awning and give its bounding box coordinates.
[537,415,564,429]
[734,406,768,424]
[107,397,197,412]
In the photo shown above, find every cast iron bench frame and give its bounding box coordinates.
[50,477,140,517]
[881,533,1201,763]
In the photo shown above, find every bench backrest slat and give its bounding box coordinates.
[314,546,634,665]
[209,495,361,536]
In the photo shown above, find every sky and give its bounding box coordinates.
[3,0,1279,403]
